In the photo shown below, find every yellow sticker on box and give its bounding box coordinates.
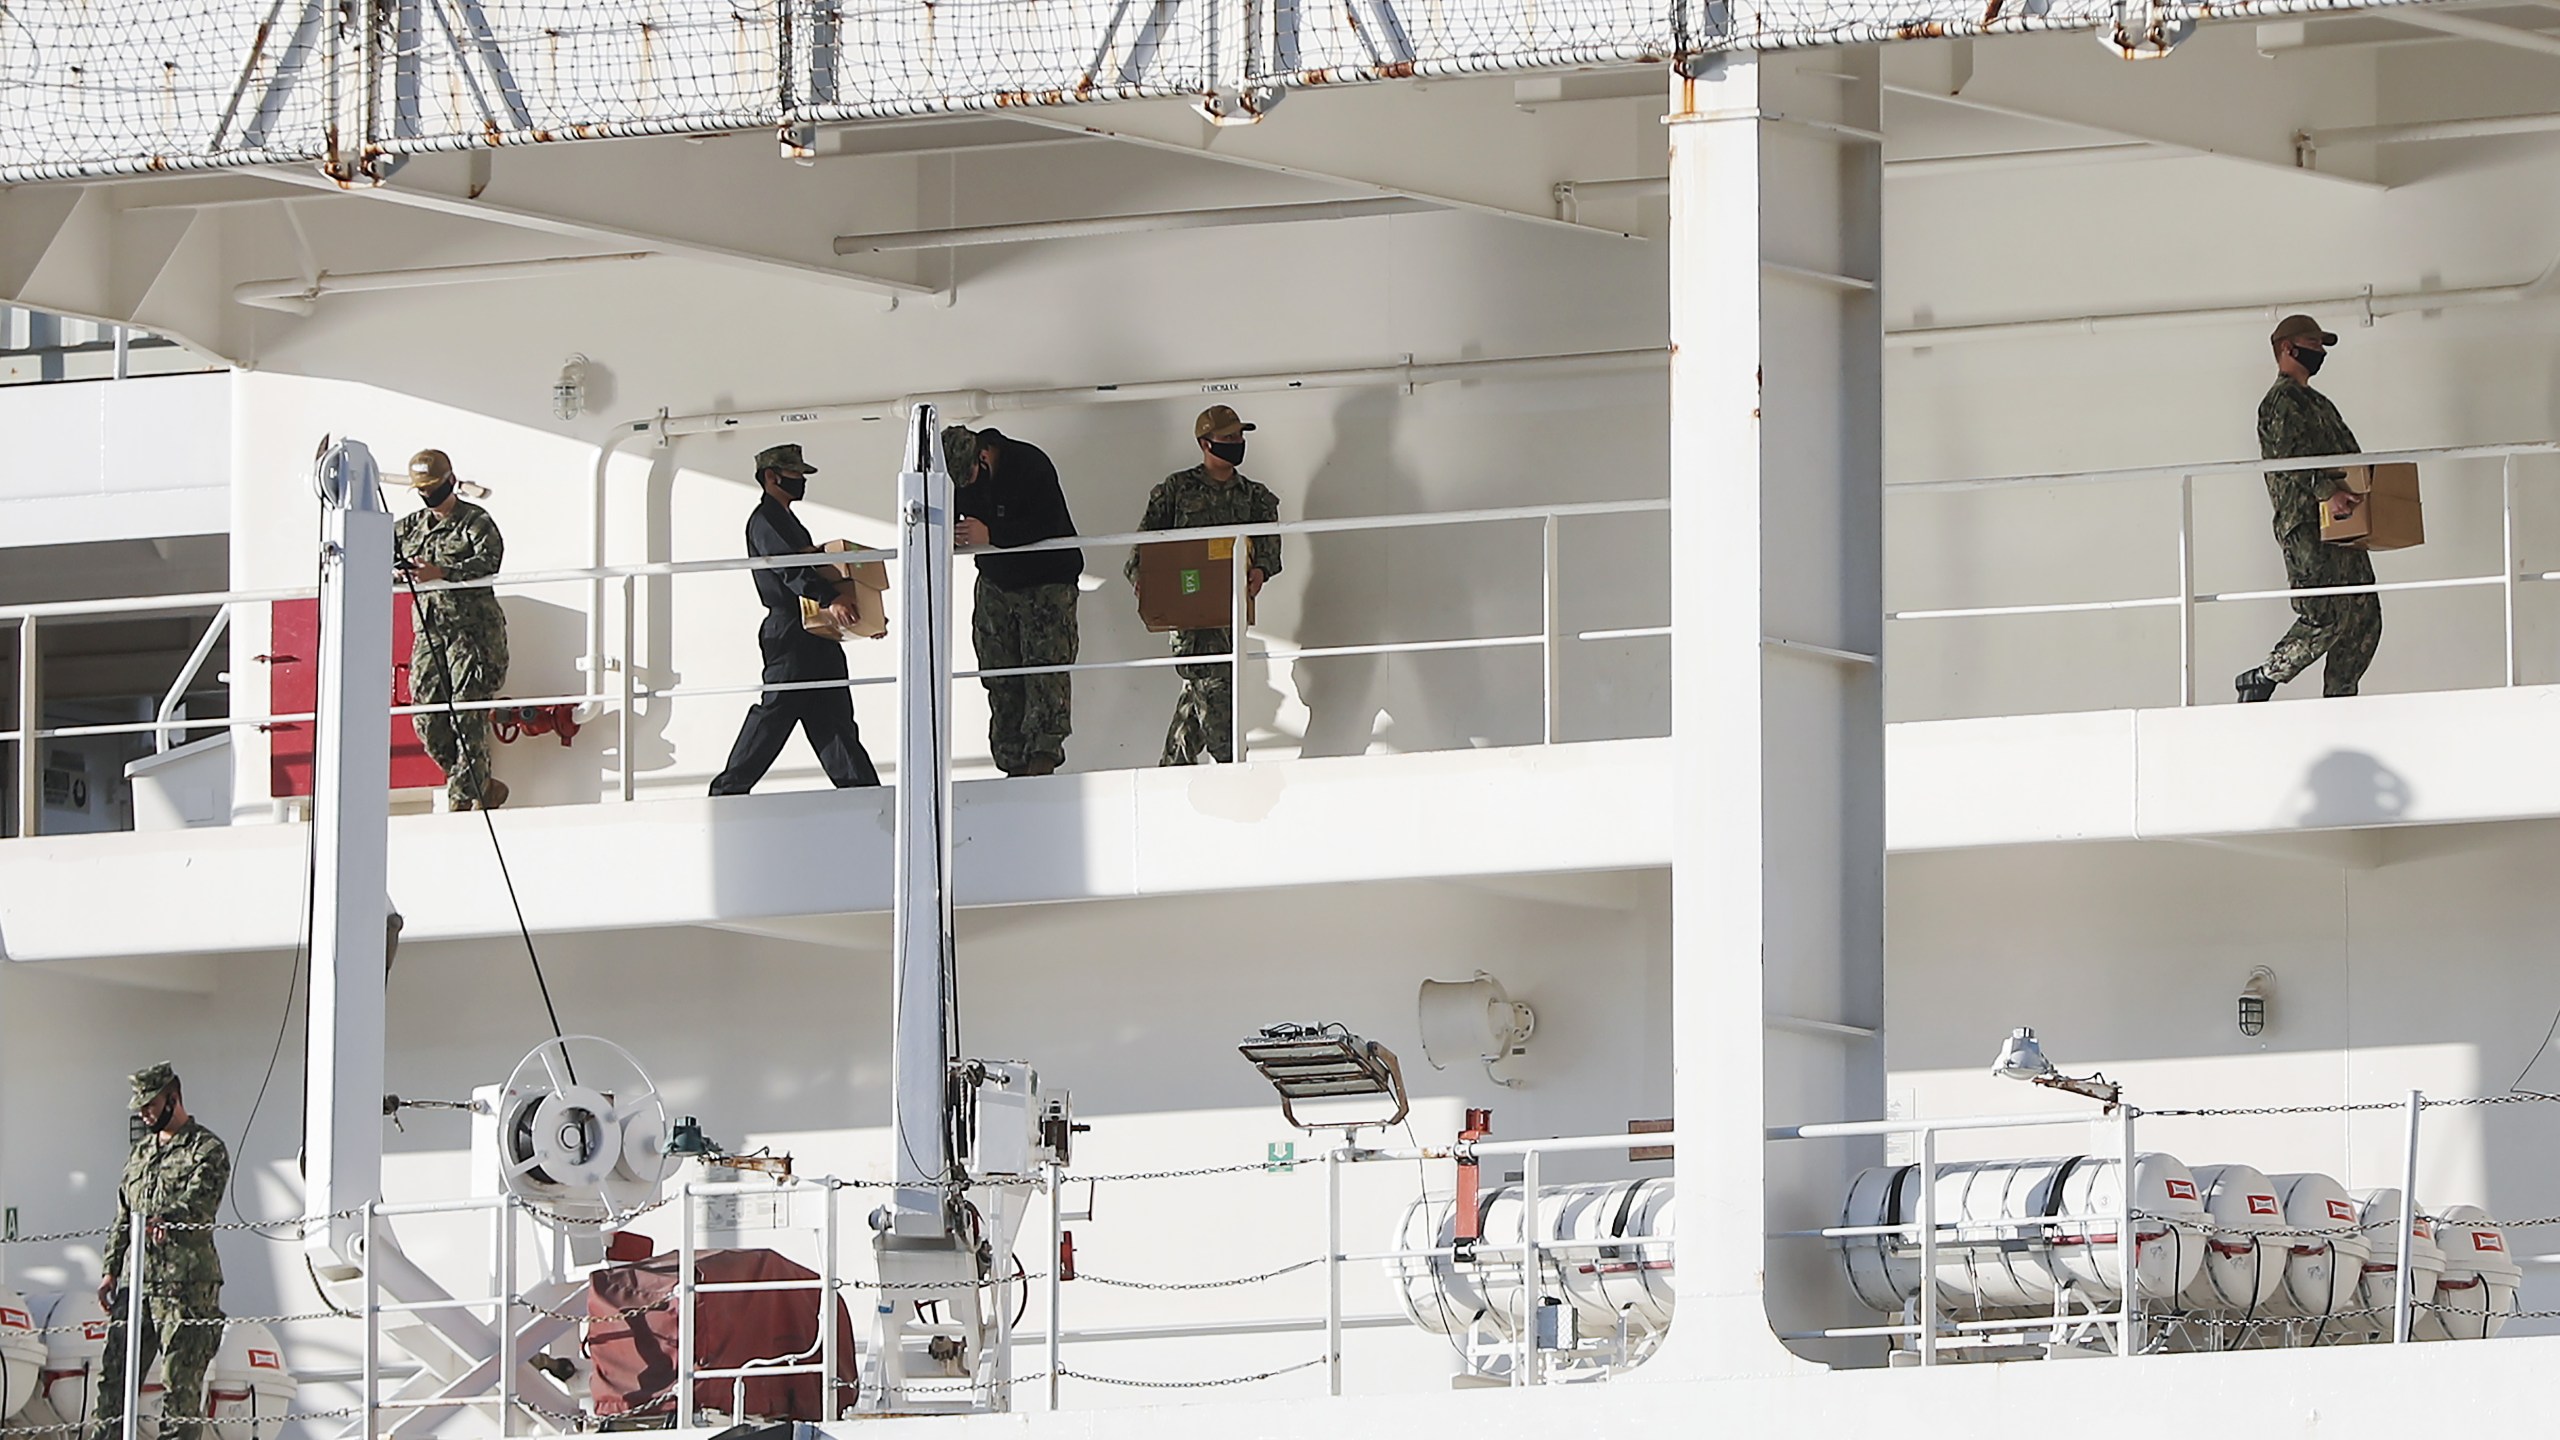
[1207,538,1235,561]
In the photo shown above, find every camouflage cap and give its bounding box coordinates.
[129,1062,179,1110]
[2271,314,2338,348]
[405,449,454,488]
[940,425,982,480]
[1193,404,1256,440]
[754,443,818,476]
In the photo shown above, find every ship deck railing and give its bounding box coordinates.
[0,496,1670,837]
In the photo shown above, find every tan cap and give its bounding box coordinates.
[2271,314,2338,348]
[1193,404,1256,440]
[406,449,454,487]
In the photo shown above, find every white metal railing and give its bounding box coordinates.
[1766,1108,2139,1365]
[294,1136,1528,1426]
[1764,1089,2479,1366]
[1889,439,2560,710]
[1322,1128,1677,1393]
[0,496,1670,836]
[672,1176,851,1423]
[34,1098,2515,1434]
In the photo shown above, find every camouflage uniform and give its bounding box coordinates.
[1125,466,1282,765]
[972,578,1079,774]
[947,425,1084,776]
[96,1065,228,1440]
[394,500,511,807]
[2258,378,2381,696]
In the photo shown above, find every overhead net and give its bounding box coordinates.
[0,0,2450,183]
[0,2,330,179]
[378,0,785,156]
[795,0,1215,123]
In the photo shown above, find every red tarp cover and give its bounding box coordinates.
[586,1249,857,1420]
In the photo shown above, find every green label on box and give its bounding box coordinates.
[1180,568,1202,595]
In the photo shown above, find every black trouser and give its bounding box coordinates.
[709,620,881,794]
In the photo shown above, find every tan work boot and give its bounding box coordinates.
[479,778,511,810]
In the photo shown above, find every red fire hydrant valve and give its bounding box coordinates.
[489,703,582,747]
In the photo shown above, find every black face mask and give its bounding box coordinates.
[772,471,808,501]
[2293,345,2326,378]
[1206,438,1247,466]
[418,480,455,509]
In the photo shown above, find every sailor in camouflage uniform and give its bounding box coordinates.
[393,449,512,808]
[1125,406,1282,765]
[2237,315,2382,702]
[945,425,1084,777]
[94,1064,229,1440]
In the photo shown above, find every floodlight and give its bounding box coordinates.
[1991,1027,2057,1083]
[1239,1023,1411,1133]
[1989,1026,2122,1110]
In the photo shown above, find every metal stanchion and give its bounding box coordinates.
[120,1212,144,1440]
[1916,1128,1939,1366]
[2394,1090,2423,1344]
[1047,1163,1064,1412]
[361,1204,380,1440]
[1326,1149,1343,1397]
[677,1186,697,1424]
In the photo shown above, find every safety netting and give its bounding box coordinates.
[0,0,2437,183]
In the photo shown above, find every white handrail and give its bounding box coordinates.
[1771,1105,2143,1366]
[1324,1128,1678,1393]
[1891,437,2560,495]
[2,494,1672,833]
[154,606,231,752]
[0,498,1668,624]
[1887,434,2560,712]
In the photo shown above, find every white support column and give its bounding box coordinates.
[305,440,394,1278]
[871,409,985,1413]
[890,405,960,1234]
[15,616,37,840]
[1657,50,1884,1379]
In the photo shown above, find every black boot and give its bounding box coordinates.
[2234,667,2277,703]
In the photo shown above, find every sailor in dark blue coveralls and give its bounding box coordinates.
[708,443,883,794]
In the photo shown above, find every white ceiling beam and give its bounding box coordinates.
[2258,24,2460,54]
[1883,83,2384,192]
[835,197,1436,252]
[703,917,891,950]
[1006,108,1640,239]
[2306,109,2560,150]
[2174,830,2387,870]
[2382,7,2560,54]
[256,164,941,305]
[1441,871,1647,911]
[1886,141,2165,178]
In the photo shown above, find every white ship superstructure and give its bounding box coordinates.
[6,0,2560,1434]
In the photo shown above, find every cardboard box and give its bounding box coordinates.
[1135,535,1256,633]
[799,540,891,641]
[2319,462,2424,551]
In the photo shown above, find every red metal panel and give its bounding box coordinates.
[587,1249,859,1419]
[265,595,444,799]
